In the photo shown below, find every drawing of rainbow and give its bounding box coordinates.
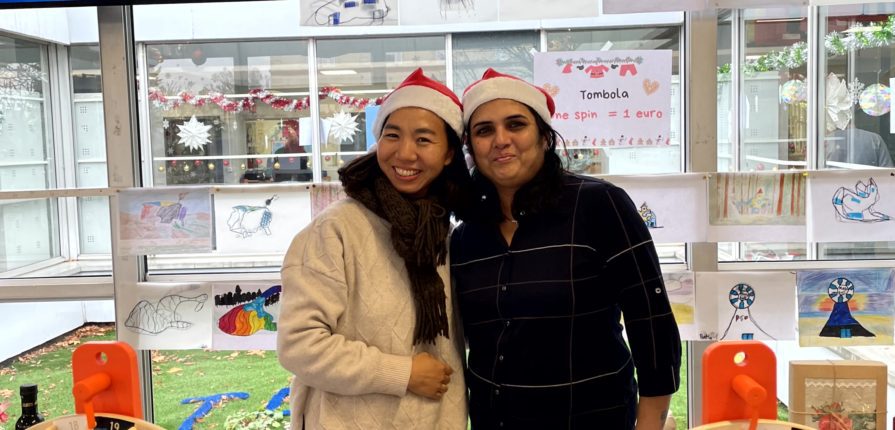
[218,285,281,336]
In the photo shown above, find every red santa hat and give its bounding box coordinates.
[461,68,555,126]
[372,68,463,138]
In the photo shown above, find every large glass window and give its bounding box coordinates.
[0,35,60,273]
[817,5,895,260]
[741,8,808,172]
[71,44,112,256]
[145,41,310,186]
[719,8,810,262]
[315,36,446,181]
[452,31,539,92]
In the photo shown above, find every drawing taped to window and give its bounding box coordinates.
[798,269,895,347]
[227,195,278,238]
[639,201,663,229]
[117,188,213,255]
[212,283,283,350]
[125,293,209,335]
[720,283,776,341]
[217,285,281,337]
[301,0,397,26]
[214,191,311,254]
[820,277,875,338]
[709,172,806,225]
[831,177,891,223]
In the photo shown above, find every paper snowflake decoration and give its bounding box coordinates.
[825,73,853,132]
[176,115,212,151]
[328,110,359,143]
[162,119,170,129]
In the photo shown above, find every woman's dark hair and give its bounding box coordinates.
[429,121,475,219]
[340,114,473,217]
[457,104,566,224]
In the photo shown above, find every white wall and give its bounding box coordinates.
[0,300,114,363]
[133,0,302,42]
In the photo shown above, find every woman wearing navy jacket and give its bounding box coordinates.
[450,68,681,429]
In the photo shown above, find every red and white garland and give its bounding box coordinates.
[147,87,386,112]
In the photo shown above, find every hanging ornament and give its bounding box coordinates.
[194,160,202,166]
[183,164,191,172]
[779,79,806,104]
[223,160,230,166]
[176,115,212,151]
[858,83,891,116]
[158,165,165,172]
[825,73,853,132]
[207,162,216,170]
[328,110,360,143]
[240,163,247,170]
[273,161,281,170]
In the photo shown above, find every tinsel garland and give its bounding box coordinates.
[718,15,895,79]
[147,87,386,112]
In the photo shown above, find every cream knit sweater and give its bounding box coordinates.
[278,198,467,430]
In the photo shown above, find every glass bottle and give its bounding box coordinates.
[15,383,45,430]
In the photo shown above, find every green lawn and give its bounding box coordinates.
[0,324,292,429]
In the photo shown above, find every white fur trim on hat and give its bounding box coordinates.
[372,85,464,138]
[462,76,553,126]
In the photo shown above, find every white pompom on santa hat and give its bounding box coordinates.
[461,68,556,126]
[372,68,463,138]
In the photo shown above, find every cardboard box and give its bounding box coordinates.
[789,360,887,430]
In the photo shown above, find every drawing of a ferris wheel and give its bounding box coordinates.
[828,277,855,303]
[729,283,755,309]
[720,282,776,340]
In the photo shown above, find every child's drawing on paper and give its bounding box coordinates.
[710,172,806,225]
[212,283,282,350]
[820,277,875,338]
[118,188,212,255]
[831,177,891,223]
[125,293,209,335]
[116,283,213,350]
[227,195,278,238]
[664,272,696,340]
[798,269,895,346]
[310,183,347,217]
[720,283,776,341]
[639,201,663,229]
[218,285,281,336]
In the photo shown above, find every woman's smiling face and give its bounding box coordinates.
[376,107,454,198]
[468,99,546,194]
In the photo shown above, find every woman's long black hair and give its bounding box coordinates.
[340,115,473,218]
[457,105,567,224]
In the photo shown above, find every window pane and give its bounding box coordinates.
[452,31,539,92]
[71,45,113,256]
[724,9,808,262]
[817,5,895,260]
[145,41,310,185]
[315,36,446,181]
[718,11,734,172]
[545,27,682,175]
[742,8,808,171]
[1,35,54,190]
[0,198,60,273]
[0,36,59,274]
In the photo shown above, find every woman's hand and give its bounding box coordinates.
[408,352,453,400]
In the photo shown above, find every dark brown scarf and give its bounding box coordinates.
[339,153,450,345]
